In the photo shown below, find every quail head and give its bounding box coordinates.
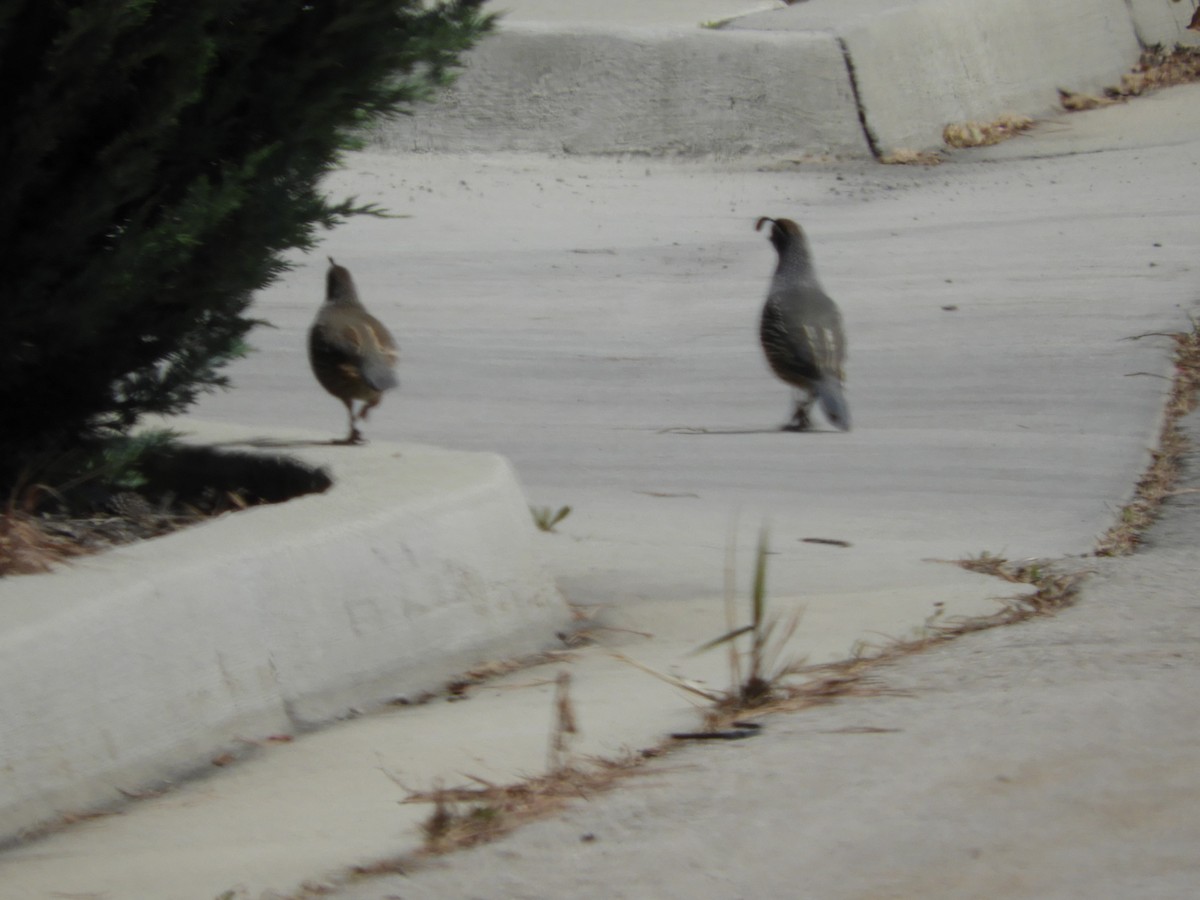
[308,258,399,444]
[756,217,850,432]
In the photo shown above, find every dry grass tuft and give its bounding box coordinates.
[1057,88,1121,111]
[909,552,1086,651]
[1062,45,1200,112]
[693,662,899,733]
[1096,321,1200,556]
[0,504,88,576]
[943,113,1034,148]
[951,556,1081,618]
[1115,45,1200,96]
[955,550,1050,584]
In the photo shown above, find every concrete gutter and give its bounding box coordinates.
[373,0,1156,158]
[0,422,565,844]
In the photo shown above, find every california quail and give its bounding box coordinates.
[756,217,850,432]
[308,258,399,444]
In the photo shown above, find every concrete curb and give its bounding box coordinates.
[371,24,868,157]
[373,0,1155,157]
[0,423,565,844]
[729,0,1142,154]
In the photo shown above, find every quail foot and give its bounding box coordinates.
[756,216,850,432]
[308,258,399,444]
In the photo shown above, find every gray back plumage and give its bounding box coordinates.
[757,218,850,430]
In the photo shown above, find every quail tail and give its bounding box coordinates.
[816,379,851,431]
[362,356,399,392]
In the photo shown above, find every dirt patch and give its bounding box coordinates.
[0,445,332,577]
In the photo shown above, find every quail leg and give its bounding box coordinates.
[782,390,814,432]
[358,396,381,421]
[333,399,366,445]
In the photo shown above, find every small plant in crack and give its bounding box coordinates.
[610,523,806,721]
[696,524,805,710]
[531,504,572,533]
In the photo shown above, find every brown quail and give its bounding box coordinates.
[308,258,399,444]
[756,217,850,432]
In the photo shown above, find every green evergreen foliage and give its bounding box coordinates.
[0,1,493,491]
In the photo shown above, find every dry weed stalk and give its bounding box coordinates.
[546,670,579,772]
[400,665,652,857]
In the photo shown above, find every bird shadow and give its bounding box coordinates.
[658,426,838,435]
[209,437,349,450]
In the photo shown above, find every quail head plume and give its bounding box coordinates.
[308,258,399,444]
[755,217,850,432]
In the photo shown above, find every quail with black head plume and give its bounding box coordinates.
[308,258,399,444]
[756,217,850,432]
